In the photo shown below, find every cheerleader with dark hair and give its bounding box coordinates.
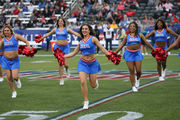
[146,19,179,81]
[40,17,81,85]
[115,22,154,92]
[64,24,109,109]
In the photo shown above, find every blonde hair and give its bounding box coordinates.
[2,25,14,37]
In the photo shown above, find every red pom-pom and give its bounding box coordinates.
[151,47,168,62]
[53,48,65,66]
[106,50,121,65]
[18,45,38,57]
[34,35,44,43]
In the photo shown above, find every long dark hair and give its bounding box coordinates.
[79,23,95,38]
[154,19,167,30]
[128,21,138,36]
[56,17,66,28]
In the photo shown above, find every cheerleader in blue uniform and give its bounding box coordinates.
[0,32,4,82]
[115,22,154,92]
[146,19,179,81]
[0,25,31,98]
[64,24,109,109]
[41,17,81,85]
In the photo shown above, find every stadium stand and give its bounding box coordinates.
[0,0,179,31]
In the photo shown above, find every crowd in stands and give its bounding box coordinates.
[0,0,179,31]
[0,0,67,29]
[69,0,180,31]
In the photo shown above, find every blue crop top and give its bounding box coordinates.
[56,27,68,40]
[126,34,141,46]
[3,35,18,51]
[154,29,167,42]
[80,36,95,55]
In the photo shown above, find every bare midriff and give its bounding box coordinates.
[56,40,68,46]
[127,44,140,50]
[155,41,166,48]
[4,51,18,59]
[81,54,96,62]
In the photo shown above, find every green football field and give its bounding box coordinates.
[0,49,180,120]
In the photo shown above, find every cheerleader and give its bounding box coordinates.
[146,19,179,81]
[115,22,154,92]
[40,17,81,85]
[64,24,109,109]
[0,25,31,98]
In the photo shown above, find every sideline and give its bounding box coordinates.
[48,79,162,120]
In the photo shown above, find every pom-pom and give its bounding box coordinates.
[34,34,44,43]
[106,50,121,65]
[53,48,65,66]
[18,45,38,57]
[151,47,168,62]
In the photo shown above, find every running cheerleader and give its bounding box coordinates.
[115,22,154,92]
[146,19,179,81]
[39,17,81,85]
[0,25,31,98]
[64,24,110,109]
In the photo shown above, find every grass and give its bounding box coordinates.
[0,49,180,120]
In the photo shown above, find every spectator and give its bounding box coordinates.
[116,24,126,54]
[38,0,46,9]
[13,6,20,15]
[117,10,124,22]
[170,14,180,24]
[142,14,150,27]
[28,2,34,12]
[117,1,125,11]
[39,15,47,27]
[46,28,53,51]
[164,1,173,12]
[125,9,136,17]
[94,25,100,54]
[104,23,114,50]
[130,0,139,9]
[156,1,163,12]
[49,12,57,24]
[54,5,61,14]
[22,5,28,12]
[18,10,26,18]
[27,20,34,28]
[110,20,118,29]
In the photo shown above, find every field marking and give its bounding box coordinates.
[31,73,178,81]
[48,79,162,120]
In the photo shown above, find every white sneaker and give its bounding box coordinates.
[145,53,148,55]
[135,77,140,88]
[168,52,171,55]
[12,91,17,98]
[94,80,99,89]
[16,79,21,88]
[159,76,165,81]
[66,70,70,78]
[162,69,166,78]
[59,79,64,85]
[132,86,138,92]
[142,53,144,55]
[83,101,89,109]
[0,77,4,82]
